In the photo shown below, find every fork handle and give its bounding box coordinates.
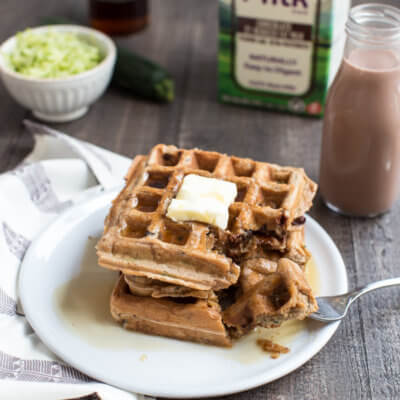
[349,277,400,304]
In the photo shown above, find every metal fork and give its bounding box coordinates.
[309,277,400,322]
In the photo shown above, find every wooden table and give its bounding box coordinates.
[1,0,399,399]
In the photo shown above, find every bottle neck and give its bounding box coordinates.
[343,4,400,70]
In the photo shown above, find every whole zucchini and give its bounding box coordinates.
[114,46,174,103]
[40,17,174,103]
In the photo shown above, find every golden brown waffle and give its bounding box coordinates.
[223,259,318,338]
[123,227,308,301]
[97,145,317,291]
[97,154,239,291]
[111,275,232,347]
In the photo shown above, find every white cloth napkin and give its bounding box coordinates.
[0,121,151,400]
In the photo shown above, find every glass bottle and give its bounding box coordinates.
[89,0,149,35]
[319,4,400,217]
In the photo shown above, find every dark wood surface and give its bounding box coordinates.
[1,1,399,399]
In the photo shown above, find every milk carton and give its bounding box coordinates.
[218,0,351,116]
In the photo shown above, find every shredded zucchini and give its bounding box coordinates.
[5,29,102,78]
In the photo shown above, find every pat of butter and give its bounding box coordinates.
[167,174,237,229]
[167,199,229,229]
[176,174,237,206]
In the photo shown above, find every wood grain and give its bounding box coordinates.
[0,0,399,399]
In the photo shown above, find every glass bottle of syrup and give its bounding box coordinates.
[89,0,149,35]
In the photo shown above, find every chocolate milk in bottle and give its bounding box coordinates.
[319,4,400,216]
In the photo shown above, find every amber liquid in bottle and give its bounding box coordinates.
[89,0,149,35]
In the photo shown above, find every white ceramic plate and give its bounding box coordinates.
[19,189,348,398]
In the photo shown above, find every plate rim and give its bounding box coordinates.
[19,189,348,398]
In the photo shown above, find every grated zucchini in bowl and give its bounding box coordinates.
[5,29,102,78]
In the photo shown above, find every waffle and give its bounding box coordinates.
[124,275,210,299]
[223,259,318,338]
[226,226,310,268]
[243,229,310,292]
[96,145,317,291]
[123,226,309,300]
[111,275,232,347]
[284,228,311,266]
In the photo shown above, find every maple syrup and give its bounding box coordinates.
[89,0,149,35]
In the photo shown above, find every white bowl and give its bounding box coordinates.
[0,25,116,123]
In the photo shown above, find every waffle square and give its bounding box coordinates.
[97,145,317,292]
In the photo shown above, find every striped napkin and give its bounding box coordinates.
[0,121,150,400]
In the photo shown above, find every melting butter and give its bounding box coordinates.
[166,174,237,229]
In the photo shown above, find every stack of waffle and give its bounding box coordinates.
[96,144,318,347]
